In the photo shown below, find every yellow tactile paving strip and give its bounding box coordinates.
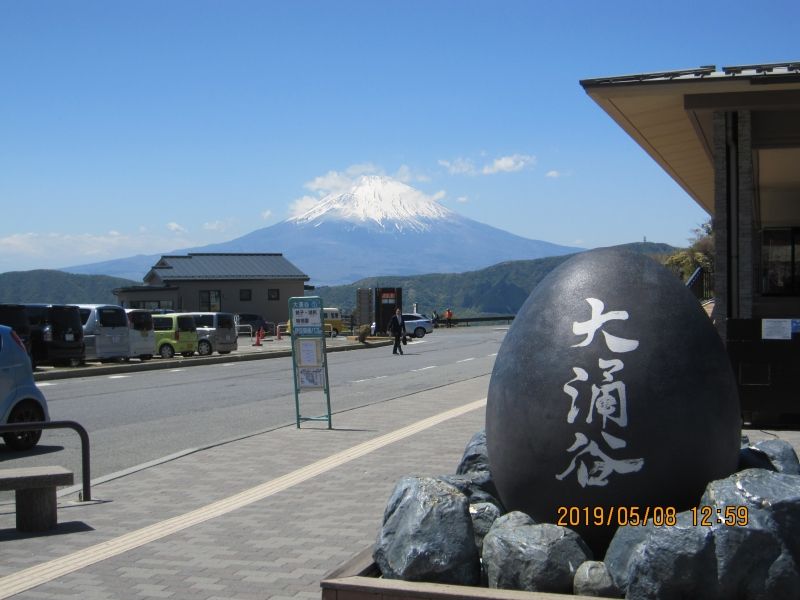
[0,398,487,599]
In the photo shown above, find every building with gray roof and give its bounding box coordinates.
[114,253,310,325]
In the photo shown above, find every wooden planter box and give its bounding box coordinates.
[320,547,603,600]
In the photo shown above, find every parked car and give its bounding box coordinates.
[0,303,33,361]
[235,313,272,335]
[152,314,198,359]
[77,304,130,362]
[402,313,434,338]
[23,304,85,366]
[125,309,155,361]
[0,325,50,451]
[182,312,237,355]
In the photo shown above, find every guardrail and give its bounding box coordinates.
[446,315,515,326]
[0,420,92,501]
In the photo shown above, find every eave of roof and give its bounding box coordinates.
[580,63,800,214]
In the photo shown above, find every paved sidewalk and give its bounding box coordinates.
[0,375,491,599]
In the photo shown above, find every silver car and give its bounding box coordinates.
[0,325,50,450]
[402,313,434,338]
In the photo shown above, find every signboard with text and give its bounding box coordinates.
[288,296,332,428]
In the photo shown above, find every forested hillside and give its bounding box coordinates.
[315,242,677,317]
[0,270,136,304]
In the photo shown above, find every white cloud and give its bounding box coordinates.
[166,222,187,233]
[289,195,321,218]
[0,229,197,271]
[438,158,477,176]
[203,221,224,232]
[482,154,536,175]
[305,163,383,196]
[260,209,273,221]
[456,196,469,203]
[431,190,446,201]
[394,164,430,183]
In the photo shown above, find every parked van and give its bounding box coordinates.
[77,304,130,362]
[0,304,33,361]
[152,314,198,359]
[125,309,155,361]
[23,304,85,366]
[323,307,344,337]
[182,312,237,355]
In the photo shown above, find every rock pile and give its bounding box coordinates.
[373,431,800,599]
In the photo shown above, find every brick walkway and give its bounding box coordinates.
[0,375,490,599]
[2,365,798,599]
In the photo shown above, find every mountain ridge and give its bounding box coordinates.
[60,176,583,285]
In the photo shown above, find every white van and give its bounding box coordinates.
[182,312,238,355]
[77,304,130,362]
[125,309,155,361]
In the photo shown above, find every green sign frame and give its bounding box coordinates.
[288,296,332,428]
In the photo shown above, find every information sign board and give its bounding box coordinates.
[288,296,332,428]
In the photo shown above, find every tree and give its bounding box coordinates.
[664,220,714,281]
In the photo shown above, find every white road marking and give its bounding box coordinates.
[352,375,388,383]
[169,369,184,373]
[36,382,56,387]
[108,375,130,379]
[0,398,487,598]
[457,358,475,363]
[412,366,437,372]
[487,353,498,357]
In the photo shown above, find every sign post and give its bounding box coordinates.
[288,296,332,429]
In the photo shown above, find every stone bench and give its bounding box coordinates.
[0,466,74,531]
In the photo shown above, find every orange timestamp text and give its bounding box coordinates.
[556,505,750,527]
[556,505,677,527]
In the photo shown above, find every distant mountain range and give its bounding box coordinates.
[62,175,583,285]
[0,242,677,312]
[0,270,136,304]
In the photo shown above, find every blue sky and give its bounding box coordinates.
[2,1,798,273]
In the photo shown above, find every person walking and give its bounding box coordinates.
[445,308,453,328]
[388,308,406,355]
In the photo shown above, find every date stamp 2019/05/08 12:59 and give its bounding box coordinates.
[556,505,749,528]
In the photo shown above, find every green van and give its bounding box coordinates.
[152,314,198,359]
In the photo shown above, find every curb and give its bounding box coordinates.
[34,339,394,382]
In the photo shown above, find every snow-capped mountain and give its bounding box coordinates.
[289,176,452,232]
[63,176,583,285]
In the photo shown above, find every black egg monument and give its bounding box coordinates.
[486,248,741,554]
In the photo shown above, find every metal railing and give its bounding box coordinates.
[686,266,714,300]
[442,315,515,327]
[0,420,91,501]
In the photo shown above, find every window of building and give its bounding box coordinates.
[200,290,222,311]
[240,289,252,301]
[268,288,280,301]
[762,229,800,295]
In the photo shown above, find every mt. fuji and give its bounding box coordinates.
[64,176,583,285]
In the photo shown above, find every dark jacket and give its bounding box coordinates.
[388,314,406,336]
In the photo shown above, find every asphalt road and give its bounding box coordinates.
[0,327,506,497]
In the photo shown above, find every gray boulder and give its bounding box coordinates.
[701,468,800,565]
[456,429,490,474]
[373,476,480,585]
[739,446,778,472]
[753,439,800,475]
[439,472,501,509]
[573,561,621,598]
[625,512,718,600]
[711,519,790,599]
[469,502,501,552]
[482,513,592,593]
[604,522,654,593]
